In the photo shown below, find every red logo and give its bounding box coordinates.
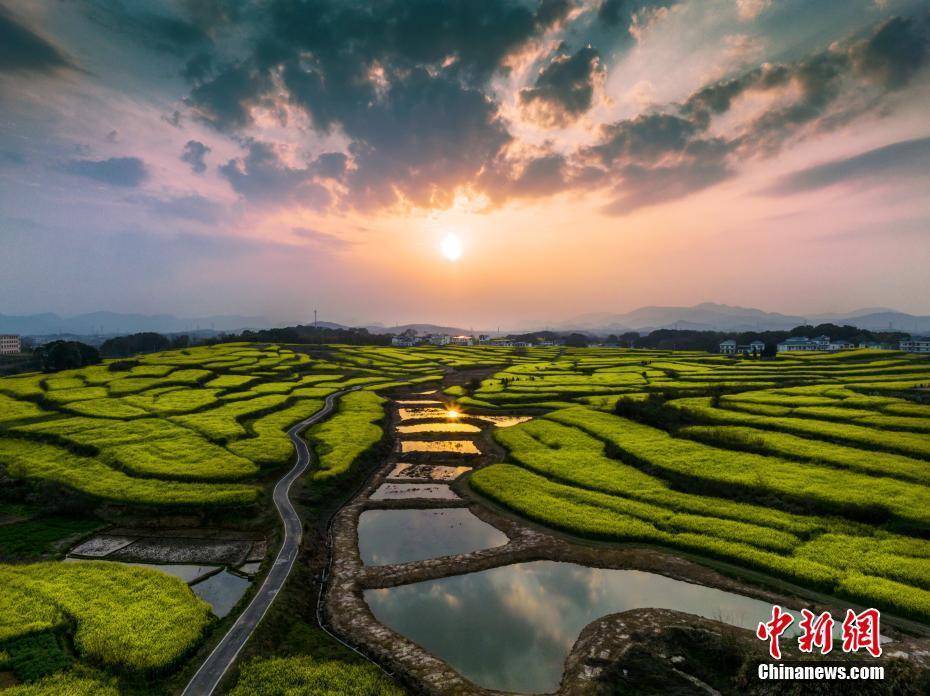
[756,606,882,659]
[756,605,794,659]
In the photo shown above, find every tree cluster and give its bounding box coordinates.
[33,341,100,372]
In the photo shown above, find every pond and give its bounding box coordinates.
[370,483,459,500]
[387,463,472,481]
[400,440,480,454]
[191,569,252,618]
[364,560,791,693]
[396,422,481,434]
[358,509,508,566]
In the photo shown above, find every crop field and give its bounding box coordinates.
[2,342,928,692]
[464,347,930,624]
[0,343,488,507]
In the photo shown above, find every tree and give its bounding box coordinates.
[100,332,171,357]
[33,341,101,372]
[563,333,589,348]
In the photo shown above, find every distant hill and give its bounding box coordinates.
[556,303,930,334]
[0,312,283,336]
[365,323,480,336]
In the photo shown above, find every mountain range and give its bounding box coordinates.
[553,303,930,334]
[0,312,282,336]
[2,304,928,338]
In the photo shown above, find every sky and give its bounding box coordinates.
[1,0,929,328]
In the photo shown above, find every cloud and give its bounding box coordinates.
[219,141,330,206]
[735,0,771,22]
[850,15,929,90]
[181,140,211,174]
[145,194,226,223]
[311,152,348,180]
[763,136,930,195]
[62,157,149,187]
[187,63,271,129]
[292,226,352,249]
[0,6,73,74]
[519,46,603,126]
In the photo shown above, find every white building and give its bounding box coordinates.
[0,335,21,355]
[427,334,451,346]
[777,337,822,352]
[391,335,416,347]
[827,340,855,352]
[900,338,930,353]
[449,335,474,346]
[719,339,737,355]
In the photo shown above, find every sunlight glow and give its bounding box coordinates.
[440,233,463,261]
[446,409,461,419]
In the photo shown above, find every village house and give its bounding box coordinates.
[900,338,930,353]
[0,335,21,355]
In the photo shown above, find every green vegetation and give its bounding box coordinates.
[465,346,930,622]
[308,391,386,480]
[229,655,404,696]
[0,561,211,671]
[0,517,102,560]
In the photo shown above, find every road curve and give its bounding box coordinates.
[182,387,358,696]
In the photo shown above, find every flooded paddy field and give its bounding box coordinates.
[65,528,264,617]
[321,379,930,695]
[358,509,508,566]
[370,482,459,500]
[365,561,792,693]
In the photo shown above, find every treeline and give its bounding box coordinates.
[33,340,101,372]
[210,325,391,346]
[100,332,190,357]
[628,324,909,353]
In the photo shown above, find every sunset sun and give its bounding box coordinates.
[440,233,463,261]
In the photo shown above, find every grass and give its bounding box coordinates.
[228,655,405,695]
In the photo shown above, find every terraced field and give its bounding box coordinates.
[0,344,455,507]
[463,348,930,624]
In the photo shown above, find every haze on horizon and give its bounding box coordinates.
[1,0,929,330]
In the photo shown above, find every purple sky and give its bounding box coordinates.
[1,0,928,327]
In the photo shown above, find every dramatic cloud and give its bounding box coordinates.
[62,157,149,187]
[181,140,211,174]
[0,6,72,74]
[520,46,604,126]
[764,136,930,195]
[219,141,329,206]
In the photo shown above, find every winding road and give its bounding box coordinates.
[182,387,358,696]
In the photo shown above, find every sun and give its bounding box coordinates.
[440,233,463,261]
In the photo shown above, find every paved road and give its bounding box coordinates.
[182,388,357,696]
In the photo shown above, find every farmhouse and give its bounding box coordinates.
[777,335,855,353]
[901,338,930,353]
[777,337,823,352]
[391,336,417,347]
[449,335,474,346]
[719,339,765,356]
[0,335,21,355]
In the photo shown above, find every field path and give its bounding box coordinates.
[181,387,359,696]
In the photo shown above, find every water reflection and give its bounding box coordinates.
[387,463,472,481]
[191,570,251,617]
[397,423,481,434]
[400,440,480,454]
[358,509,508,566]
[474,415,533,428]
[365,561,788,693]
